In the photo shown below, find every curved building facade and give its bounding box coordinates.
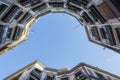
[0,0,120,54]
[4,61,120,80]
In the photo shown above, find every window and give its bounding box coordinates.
[2,27,8,41]
[89,11,98,22]
[60,77,69,80]
[89,5,106,23]
[7,28,13,39]
[0,3,8,15]
[86,68,98,78]
[14,10,24,20]
[100,26,116,46]
[67,3,81,12]
[30,68,41,80]
[0,26,9,44]
[12,26,23,41]
[6,26,22,41]
[100,28,107,39]
[0,26,4,44]
[115,27,120,43]
[29,77,35,80]
[18,13,32,24]
[110,0,120,12]
[49,0,64,1]
[68,0,90,7]
[32,3,47,12]
[49,2,64,8]
[95,72,106,80]
[30,0,42,6]
[91,27,101,41]
[18,0,30,6]
[82,12,94,24]
[45,75,54,80]
[19,0,42,7]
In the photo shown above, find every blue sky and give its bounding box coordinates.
[0,13,120,79]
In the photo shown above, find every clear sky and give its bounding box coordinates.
[0,13,120,79]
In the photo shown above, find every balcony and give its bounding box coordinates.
[1,5,19,23]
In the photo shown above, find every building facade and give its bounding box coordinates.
[4,61,120,80]
[84,0,120,53]
[0,0,120,54]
